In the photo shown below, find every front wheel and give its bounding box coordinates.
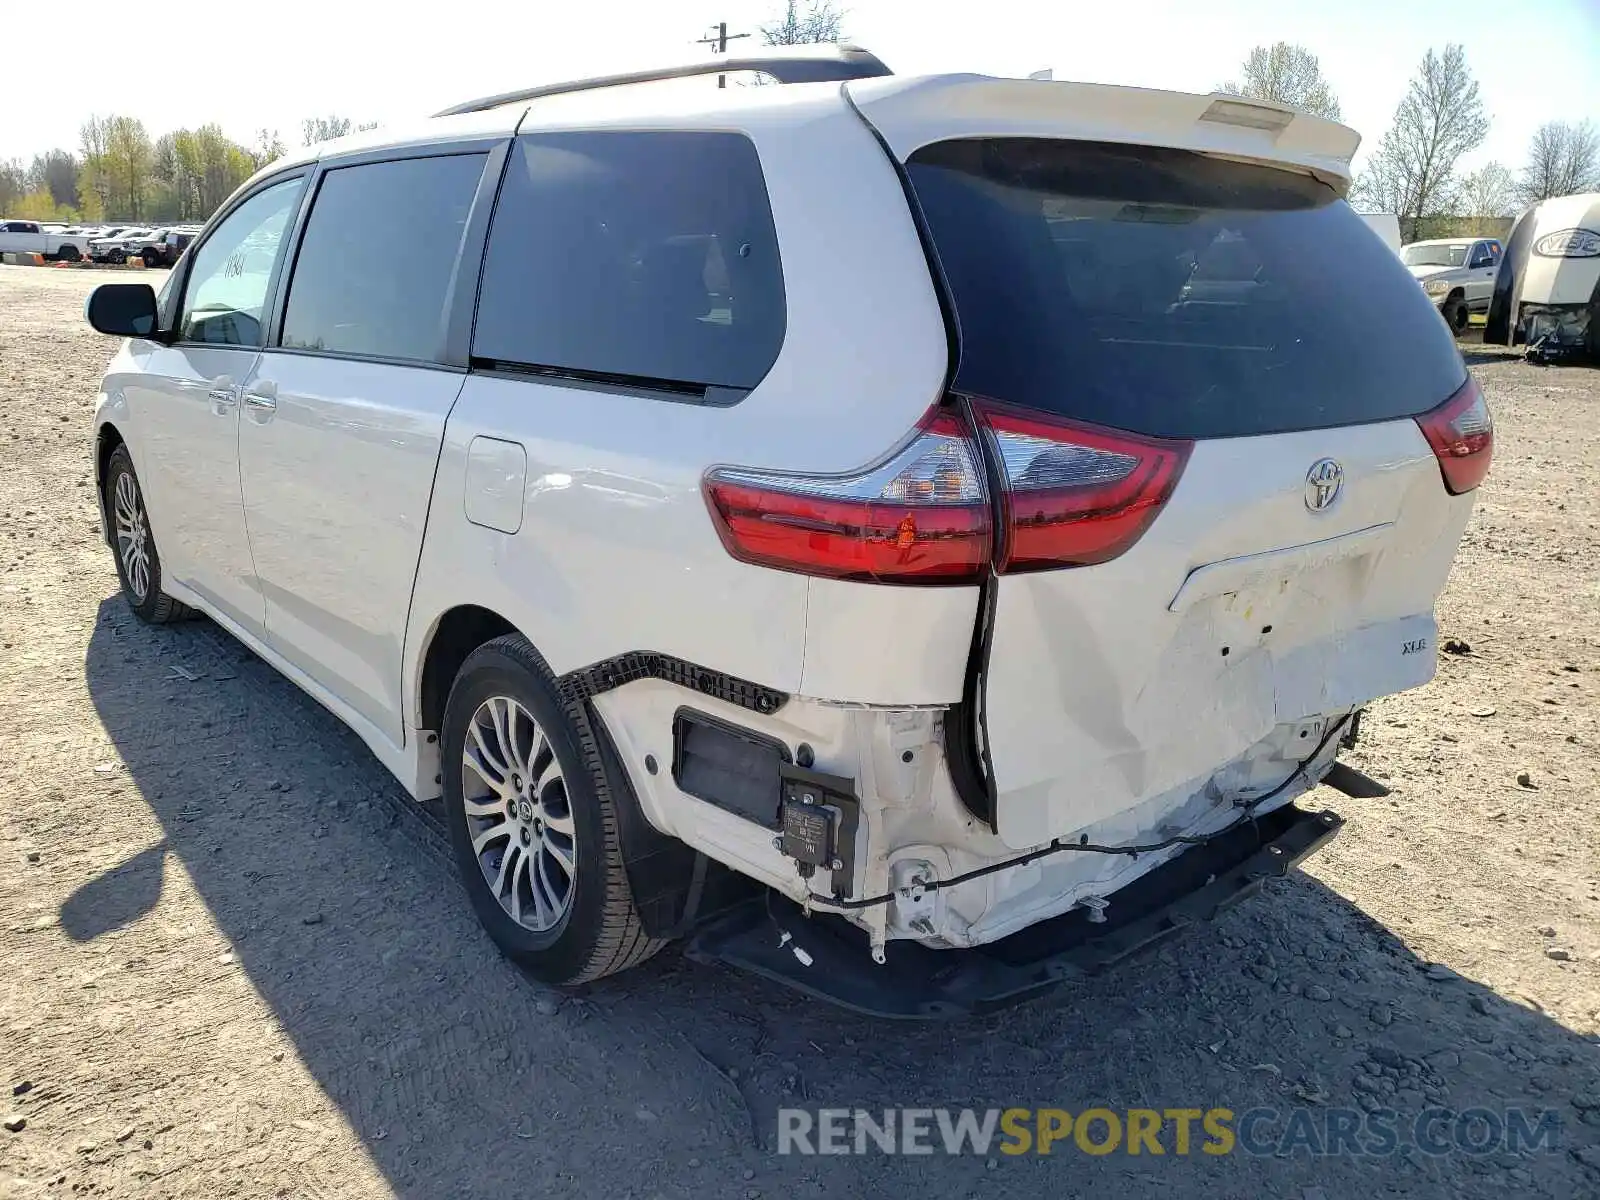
[441,634,662,985]
[141,247,160,268]
[103,446,191,624]
[1442,295,1468,336]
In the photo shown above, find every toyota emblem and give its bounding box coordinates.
[1305,459,1343,511]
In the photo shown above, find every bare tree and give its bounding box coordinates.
[1456,161,1516,217]
[1517,120,1600,204]
[301,116,378,147]
[761,0,845,45]
[1352,45,1489,242]
[1219,42,1342,121]
[252,129,287,172]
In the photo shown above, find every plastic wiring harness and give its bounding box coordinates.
[806,713,1353,912]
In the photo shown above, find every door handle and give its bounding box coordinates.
[242,386,277,422]
[208,384,238,414]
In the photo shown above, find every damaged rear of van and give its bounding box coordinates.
[682,80,1490,1012]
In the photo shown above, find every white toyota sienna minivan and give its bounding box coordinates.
[84,46,1491,1016]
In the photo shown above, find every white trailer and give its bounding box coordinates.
[1485,191,1600,359]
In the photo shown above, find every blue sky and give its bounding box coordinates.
[4,0,1597,175]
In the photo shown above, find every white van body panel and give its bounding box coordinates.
[402,89,960,755]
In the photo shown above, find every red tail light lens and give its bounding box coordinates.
[702,409,992,584]
[973,401,1192,571]
[1416,377,1492,495]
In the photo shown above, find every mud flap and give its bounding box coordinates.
[586,702,756,938]
[685,803,1343,1018]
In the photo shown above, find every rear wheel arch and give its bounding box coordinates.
[441,632,665,982]
[417,610,701,944]
[95,423,127,542]
[417,604,517,735]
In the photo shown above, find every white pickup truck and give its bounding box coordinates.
[0,220,95,261]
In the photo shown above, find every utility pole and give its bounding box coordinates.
[696,21,752,87]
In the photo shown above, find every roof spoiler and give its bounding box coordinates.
[434,43,893,118]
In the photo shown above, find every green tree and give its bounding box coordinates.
[78,116,112,217]
[194,125,256,216]
[105,116,154,219]
[0,160,26,213]
[28,150,80,209]
[11,189,76,221]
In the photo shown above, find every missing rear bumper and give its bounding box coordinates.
[685,802,1343,1018]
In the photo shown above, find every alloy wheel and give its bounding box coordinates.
[113,471,151,601]
[460,695,577,932]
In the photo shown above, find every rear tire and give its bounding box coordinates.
[56,245,81,263]
[103,446,193,624]
[1442,294,1468,336]
[441,633,663,985]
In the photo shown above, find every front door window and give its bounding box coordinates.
[179,178,302,346]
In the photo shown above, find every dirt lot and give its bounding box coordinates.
[1,264,1597,1199]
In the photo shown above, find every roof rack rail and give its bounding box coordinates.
[434,43,892,118]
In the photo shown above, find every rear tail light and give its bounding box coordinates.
[702,409,992,584]
[972,401,1192,571]
[703,399,1193,583]
[1416,377,1492,494]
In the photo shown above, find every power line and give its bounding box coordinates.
[696,21,753,88]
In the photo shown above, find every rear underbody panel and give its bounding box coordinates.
[593,679,1361,962]
[686,801,1344,1018]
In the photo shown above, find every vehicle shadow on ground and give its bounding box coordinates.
[79,599,1599,1199]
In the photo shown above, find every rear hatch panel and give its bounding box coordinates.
[984,421,1467,848]
[853,89,1477,849]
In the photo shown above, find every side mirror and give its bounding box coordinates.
[85,283,159,338]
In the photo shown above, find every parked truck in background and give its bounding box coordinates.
[0,219,95,261]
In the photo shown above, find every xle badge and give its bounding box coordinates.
[1402,638,1428,655]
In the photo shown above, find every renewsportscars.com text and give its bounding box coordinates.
[776,1106,1563,1158]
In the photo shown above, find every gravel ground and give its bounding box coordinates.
[1,264,1598,1199]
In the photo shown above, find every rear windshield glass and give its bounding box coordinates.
[907,139,1466,440]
